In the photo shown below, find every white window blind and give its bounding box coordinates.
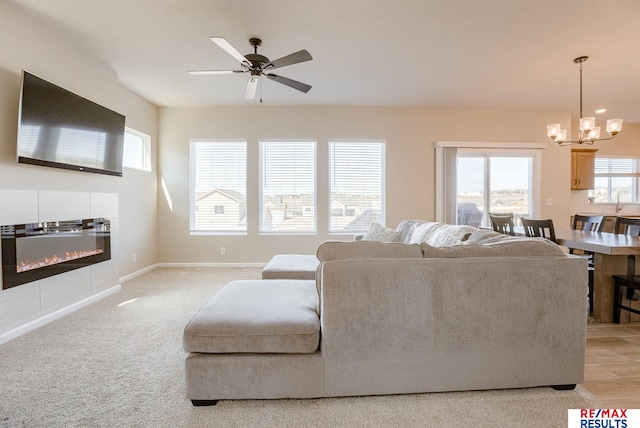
[260,141,316,234]
[190,141,247,234]
[594,158,640,176]
[590,157,640,203]
[329,141,385,233]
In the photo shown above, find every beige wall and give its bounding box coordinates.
[12,0,634,268]
[158,106,573,263]
[0,1,158,278]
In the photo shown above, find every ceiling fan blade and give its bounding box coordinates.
[210,37,250,67]
[265,50,312,70]
[266,73,312,93]
[188,70,245,75]
[244,75,260,100]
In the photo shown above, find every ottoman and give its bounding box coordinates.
[183,279,322,405]
[261,254,320,280]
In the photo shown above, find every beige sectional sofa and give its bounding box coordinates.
[183,225,588,405]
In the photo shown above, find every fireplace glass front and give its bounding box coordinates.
[1,218,110,290]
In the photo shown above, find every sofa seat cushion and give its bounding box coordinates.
[262,254,320,280]
[183,280,320,354]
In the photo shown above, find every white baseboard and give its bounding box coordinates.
[119,263,265,284]
[119,263,160,283]
[0,284,121,345]
[157,262,266,268]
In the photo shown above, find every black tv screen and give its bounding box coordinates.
[17,71,125,177]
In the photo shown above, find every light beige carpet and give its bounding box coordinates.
[0,267,599,427]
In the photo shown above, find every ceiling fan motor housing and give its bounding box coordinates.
[245,53,270,69]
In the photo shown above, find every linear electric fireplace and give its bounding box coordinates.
[1,218,111,290]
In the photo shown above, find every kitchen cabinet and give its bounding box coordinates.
[571,149,597,190]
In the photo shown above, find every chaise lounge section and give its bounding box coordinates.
[183,226,588,404]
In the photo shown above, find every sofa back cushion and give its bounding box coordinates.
[420,238,566,258]
[317,240,422,261]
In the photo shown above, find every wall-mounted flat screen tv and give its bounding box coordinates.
[17,71,125,177]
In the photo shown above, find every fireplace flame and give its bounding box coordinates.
[17,249,105,273]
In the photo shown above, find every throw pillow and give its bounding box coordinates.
[361,222,402,243]
[465,229,513,244]
[408,222,446,245]
[395,219,426,243]
[425,224,477,247]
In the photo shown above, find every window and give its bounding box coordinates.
[260,141,316,234]
[329,141,385,233]
[123,128,151,171]
[456,151,537,228]
[589,157,640,203]
[190,141,246,234]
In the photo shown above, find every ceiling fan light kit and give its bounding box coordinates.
[188,36,313,101]
[547,56,623,146]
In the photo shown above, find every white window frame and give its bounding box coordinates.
[328,140,386,234]
[259,140,317,235]
[189,140,247,235]
[123,127,151,172]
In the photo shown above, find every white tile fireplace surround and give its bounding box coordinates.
[0,190,119,344]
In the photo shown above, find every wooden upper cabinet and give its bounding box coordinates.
[571,149,597,190]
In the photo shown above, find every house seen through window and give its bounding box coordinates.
[190,141,247,234]
[260,141,316,234]
[329,141,385,233]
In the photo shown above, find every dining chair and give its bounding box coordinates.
[570,215,605,313]
[571,214,605,232]
[613,216,640,236]
[612,217,640,306]
[523,217,594,312]
[488,213,515,236]
[521,218,557,242]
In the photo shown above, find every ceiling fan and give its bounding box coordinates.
[189,37,313,101]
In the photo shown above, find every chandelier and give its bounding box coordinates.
[547,56,623,146]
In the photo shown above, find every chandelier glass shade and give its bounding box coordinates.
[547,56,623,146]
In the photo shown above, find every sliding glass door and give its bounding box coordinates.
[456,149,538,228]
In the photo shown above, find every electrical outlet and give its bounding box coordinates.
[132,254,137,263]
[220,247,226,255]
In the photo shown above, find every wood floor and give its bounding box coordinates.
[583,320,640,408]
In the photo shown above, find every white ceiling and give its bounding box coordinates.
[9,0,640,121]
